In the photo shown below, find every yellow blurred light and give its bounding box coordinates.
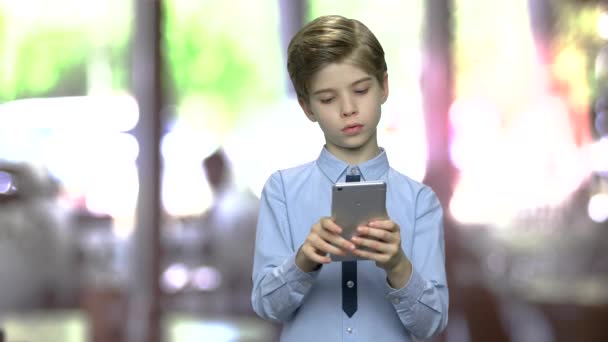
[553,46,590,115]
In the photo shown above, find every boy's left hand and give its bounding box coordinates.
[350,219,412,289]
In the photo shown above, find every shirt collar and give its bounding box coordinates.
[316,146,390,183]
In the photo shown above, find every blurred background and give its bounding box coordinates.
[0,0,607,341]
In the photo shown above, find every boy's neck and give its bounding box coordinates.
[326,143,381,166]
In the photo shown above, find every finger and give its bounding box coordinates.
[302,244,331,264]
[325,233,356,251]
[320,217,343,234]
[367,220,399,231]
[316,220,354,250]
[351,247,390,264]
[356,226,398,243]
[311,234,348,256]
[351,235,398,254]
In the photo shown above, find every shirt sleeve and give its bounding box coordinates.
[385,185,449,339]
[251,171,319,322]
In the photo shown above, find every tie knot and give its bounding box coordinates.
[346,167,361,182]
[345,174,360,182]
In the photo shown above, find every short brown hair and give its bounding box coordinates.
[287,15,387,102]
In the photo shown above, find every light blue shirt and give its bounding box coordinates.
[251,147,448,341]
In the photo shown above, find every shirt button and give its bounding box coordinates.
[393,298,401,304]
[346,280,355,288]
[346,327,353,334]
[350,167,360,175]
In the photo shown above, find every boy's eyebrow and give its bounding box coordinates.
[312,76,373,95]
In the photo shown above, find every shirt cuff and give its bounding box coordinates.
[277,254,320,293]
[385,267,425,313]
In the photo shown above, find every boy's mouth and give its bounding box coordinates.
[342,124,363,135]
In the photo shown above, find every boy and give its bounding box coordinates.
[251,15,448,341]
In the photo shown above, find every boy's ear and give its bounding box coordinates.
[381,72,389,104]
[298,97,317,122]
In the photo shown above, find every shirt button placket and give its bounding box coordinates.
[344,165,360,342]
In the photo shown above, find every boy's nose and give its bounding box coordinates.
[341,98,358,117]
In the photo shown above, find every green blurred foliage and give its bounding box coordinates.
[163,0,283,133]
[163,4,252,127]
[1,29,87,100]
[0,0,284,136]
[0,1,131,102]
[554,2,604,97]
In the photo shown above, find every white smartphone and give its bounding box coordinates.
[330,180,387,261]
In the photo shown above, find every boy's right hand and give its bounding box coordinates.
[295,217,356,272]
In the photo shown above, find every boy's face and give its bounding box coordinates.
[299,62,388,161]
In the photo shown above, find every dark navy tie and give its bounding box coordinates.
[342,173,360,317]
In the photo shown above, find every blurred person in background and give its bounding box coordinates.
[200,148,259,316]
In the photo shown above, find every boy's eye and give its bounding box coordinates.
[320,97,334,104]
[355,88,369,95]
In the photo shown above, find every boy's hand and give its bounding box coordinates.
[296,217,356,272]
[350,219,413,288]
